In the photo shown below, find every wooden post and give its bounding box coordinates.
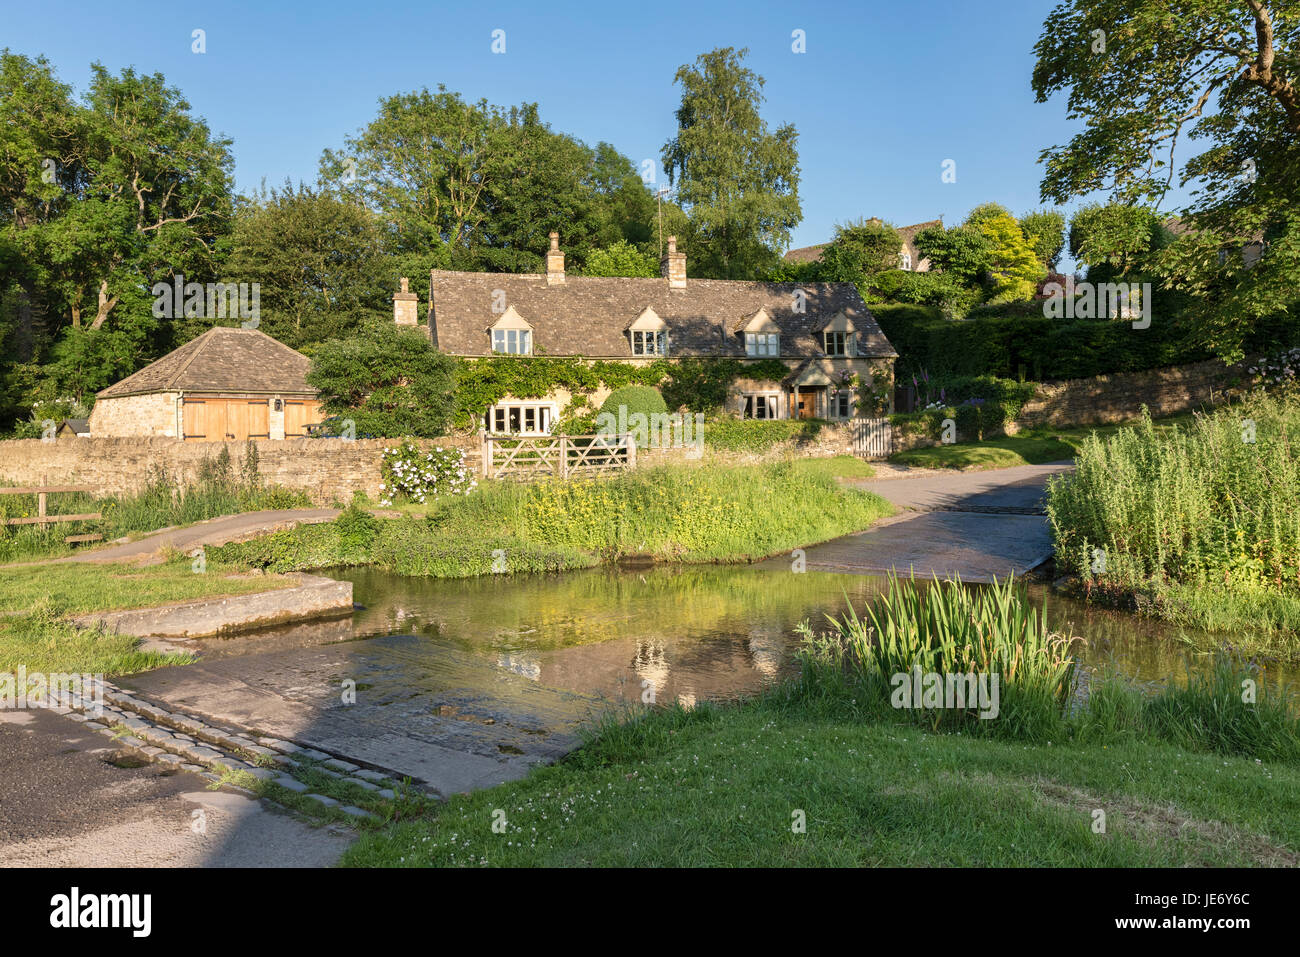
[481,434,492,479]
[560,436,569,480]
[626,434,637,470]
[37,490,47,528]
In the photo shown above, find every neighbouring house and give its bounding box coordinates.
[89,326,322,440]
[784,218,943,273]
[56,418,90,438]
[1163,216,1268,267]
[396,233,898,435]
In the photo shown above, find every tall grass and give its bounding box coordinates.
[0,444,311,563]
[797,572,1081,739]
[1049,395,1300,593]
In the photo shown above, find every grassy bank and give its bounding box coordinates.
[343,576,1299,867]
[0,444,311,564]
[888,414,1194,470]
[0,558,299,674]
[213,459,895,576]
[1048,395,1300,647]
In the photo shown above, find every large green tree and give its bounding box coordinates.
[1033,0,1300,357]
[222,182,389,351]
[815,218,903,283]
[661,47,802,279]
[306,322,458,438]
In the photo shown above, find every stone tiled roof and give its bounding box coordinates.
[783,219,943,265]
[97,326,317,398]
[428,271,897,359]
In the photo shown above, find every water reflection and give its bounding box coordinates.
[320,565,1298,708]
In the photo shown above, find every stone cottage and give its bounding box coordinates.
[89,326,322,440]
[396,233,897,435]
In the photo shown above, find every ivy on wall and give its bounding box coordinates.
[452,356,793,427]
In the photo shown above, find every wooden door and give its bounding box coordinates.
[182,399,208,440]
[796,388,818,420]
[245,400,269,439]
[283,400,321,437]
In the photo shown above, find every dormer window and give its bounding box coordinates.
[745,332,779,357]
[737,308,780,358]
[492,329,531,354]
[489,305,533,355]
[632,330,667,356]
[627,307,669,356]
[824,331,853,356]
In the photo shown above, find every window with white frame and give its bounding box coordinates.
[831,389,854,419]
[631,330,668,356]
[901,252,912,271]
[491,328,532,355]
[484,403,552,435]
[745,332,779,357]
[823,331,853,356]
[742,393,781,420]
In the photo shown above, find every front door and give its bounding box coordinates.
[795,387,819,419]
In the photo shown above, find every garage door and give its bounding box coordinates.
[182,399,270,441]
[283,399,322,437]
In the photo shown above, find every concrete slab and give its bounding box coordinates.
[779,511,1054,583]
[73,573,354,639]
[0,708,353,867]
[120,634,601,795]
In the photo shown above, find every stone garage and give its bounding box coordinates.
[88,326,323,441]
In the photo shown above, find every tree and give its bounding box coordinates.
[1032,0,1300,358]
[966,206,1044,302]
[223,182,389,350]
[1068,203,1165,275]
[913,223,994,285]
[306,322,457,438]
[1019,209,1067,269]
[580,240,658,277]
[661,47,802,279]
[816,218,903,283]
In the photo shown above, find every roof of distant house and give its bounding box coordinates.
[427,271,897,359]
[97,326,316,398]
[783,219,944,264]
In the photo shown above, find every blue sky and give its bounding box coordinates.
[5,0,1180,263]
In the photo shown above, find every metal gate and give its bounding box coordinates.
[852,417,892,459]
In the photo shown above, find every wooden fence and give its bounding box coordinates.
[0,484,103,542]
[851,418,893,459]
[482,433,636,480]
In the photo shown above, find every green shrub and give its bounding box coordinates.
[600,385,667,419]
[703,418,823,452]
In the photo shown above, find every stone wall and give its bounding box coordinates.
[87,392,178,438]
[0,435,481,505]
[1013,357,1248,428]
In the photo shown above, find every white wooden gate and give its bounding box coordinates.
[852,417,892,459]
[482,433,637,480]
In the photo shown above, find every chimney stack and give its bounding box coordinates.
[661,235,686,289]
[393,277,418,325]
[546,231,565,285]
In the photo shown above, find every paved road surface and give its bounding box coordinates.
[777,461,1075,582]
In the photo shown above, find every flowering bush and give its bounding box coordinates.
[1247,349,1300,391]
[379,440,477,507]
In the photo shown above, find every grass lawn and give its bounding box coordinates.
[0,558,298,675]
[889,413,1196,471]
[342,697,1300,867]
[0,559,297,617]
[214,459,895,576]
